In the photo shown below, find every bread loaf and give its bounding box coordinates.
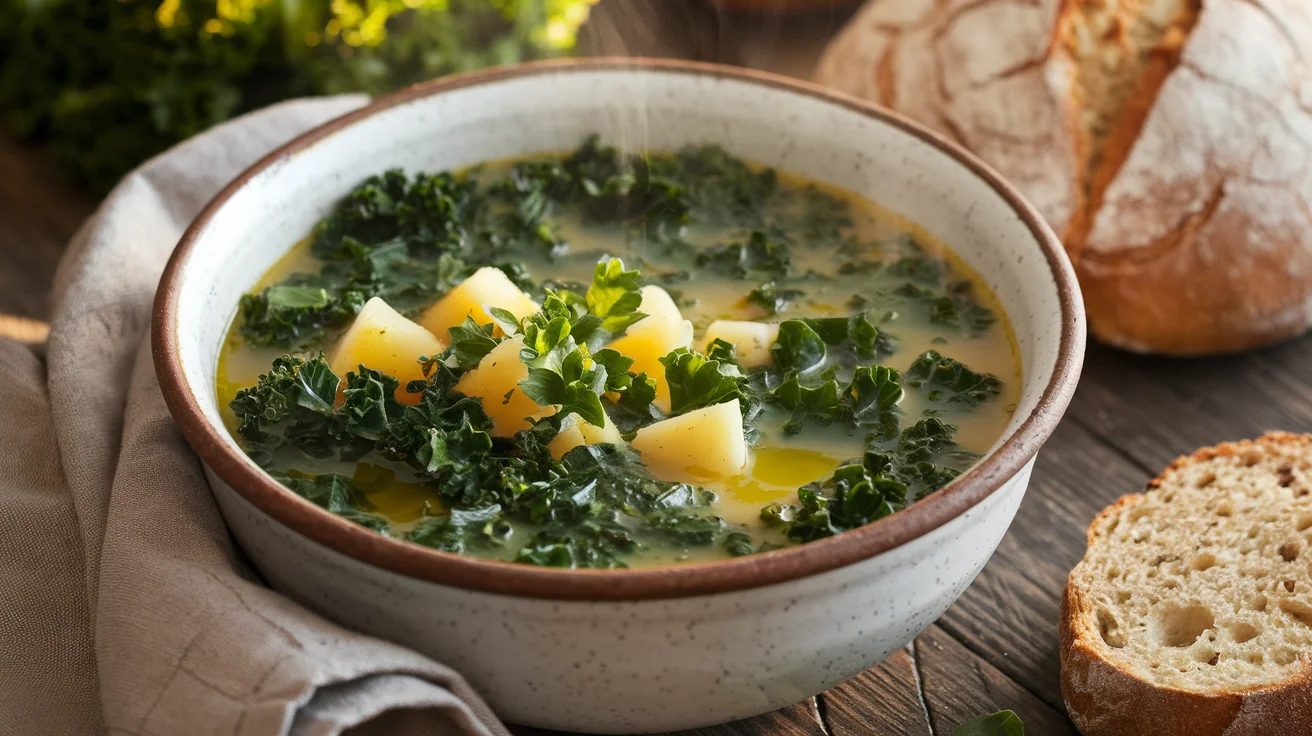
[1061,432,1312,735]
[816,0,1312,355]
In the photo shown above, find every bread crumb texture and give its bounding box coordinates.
[1069,433,1312,694]
[817,0,1312,355]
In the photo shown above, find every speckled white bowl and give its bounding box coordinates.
[153,59,1085,733]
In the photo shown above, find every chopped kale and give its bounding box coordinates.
[605,372,661,436]
[746,281,804,315]
[274,471,391,535]
[905,350,1003,407]
[761,417,974,542]
[697,230,790,281]
[657,143,777,229]
[585,257,646,335]
[761,457,904,542]
[238,281,367,349]
[442,318,502,370]
[659,348,751,416]
[769,313,890,373]
[895,279,998,338]
[766,365,902,438]
[704,338,739,365]
[771,320,827,373]
[407,504,512,554]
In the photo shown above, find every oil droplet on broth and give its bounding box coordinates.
[710,446,844,529]
[352,463,441,524]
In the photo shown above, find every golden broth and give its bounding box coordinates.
[218,162,1021,568]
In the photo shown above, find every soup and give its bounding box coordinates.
[217,136,1021,569]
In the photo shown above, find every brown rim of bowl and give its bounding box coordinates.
[152,57,1085,602]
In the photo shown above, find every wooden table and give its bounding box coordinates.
[6,3,1312,733]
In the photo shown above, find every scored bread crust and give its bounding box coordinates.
[1061,433,1312,736]
[815,0,1312,356]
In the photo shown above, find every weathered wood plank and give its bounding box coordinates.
[822,647,929,735]
[1069,339,1312,472]
[934,418,1151,713]
[913,626,1078,735]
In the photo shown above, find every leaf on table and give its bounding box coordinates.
[954,710,1024,736]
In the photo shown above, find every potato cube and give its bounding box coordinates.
[455,336,551,437]
[547,412,624,460]
[699,320,780,369]
[329,297,444,405]
[633,284,683,323]
[631,399,747,483]
[419,267,538,340]
[607,286,692,411]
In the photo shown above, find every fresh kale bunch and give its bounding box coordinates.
[0,0,598,193]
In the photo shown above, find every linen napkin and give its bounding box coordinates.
[0,96,512,736]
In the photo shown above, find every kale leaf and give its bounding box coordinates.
[766,364,902,438]
[442,317,502,371]
[585,257,646,335]
[658,143,777,229]
[659,348,750,416]
[770,313,889,374]
[238,282,367,349]
[275,471,391,535]
[953,710,1024,736]
[697,230,790,280]
[904,350,1003,407]
[231,353,408,457]
[747,281,804,316]
[895,279,998,338]
[407,504,512,554]
[760,414,978,541]
[238,171,484,348]
[771,320,827,373]
[514,258,654,428]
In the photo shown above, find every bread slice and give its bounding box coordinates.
[1061,432,1312,735]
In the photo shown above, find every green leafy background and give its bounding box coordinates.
[0,0,597,192]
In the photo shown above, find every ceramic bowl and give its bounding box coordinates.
[153,59,1084,733]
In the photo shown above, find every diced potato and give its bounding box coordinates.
[633,284,684,324]
[547,412,624,460]
[631,399,747,484]
[455,336,551,437]
[607,286,692,411]
[699,320,780,369]
[419,266,538,340]
[329,297,444,405]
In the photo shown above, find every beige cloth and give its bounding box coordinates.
[0,97,512,736]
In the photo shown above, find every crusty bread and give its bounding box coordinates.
[1061,432,1312,736]
[816,0,1312,356]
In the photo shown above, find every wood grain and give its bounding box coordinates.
[822,645,929,735]
[936,417,1153,711]
[913,626,1079,736]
